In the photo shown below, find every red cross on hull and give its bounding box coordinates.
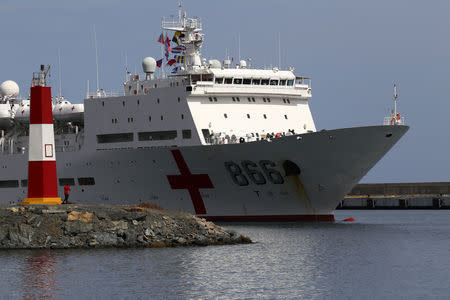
[167,149,214,214]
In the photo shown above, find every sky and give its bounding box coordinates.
[1,0,449,183]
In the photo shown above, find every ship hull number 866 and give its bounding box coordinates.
[224,160,285,186]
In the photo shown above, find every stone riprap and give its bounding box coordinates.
[0,204,251,249]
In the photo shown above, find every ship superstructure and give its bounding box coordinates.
[0,6,408,221]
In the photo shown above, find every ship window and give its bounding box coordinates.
[280,79,287,86]
[138,130,178,141]
[283,98,286,103]
[247,114,250,119]
[182,129,192,139]
[78,177,95,186]
[202,129,211,142]
[149,116,151,122]
[287,80,294,86]
[243,78,251,84]
[178,97,181,102]
[0,180,19,188]
[263,98,266,102]
[176,82,179,86]
[252,79,261,85]
[21,180,28,187]
[181,114,184,119]
[122,101,125,106]
[263,114,267,119]
[214,97,218,102]
[157,98,160,104]
[137,100,140,105]
[256,133,259,137]
[215,77,223,84]
[287,99,290,104]
[209,97,213,102]
[97,133,134,143]
[267,98,271,102]
[252,97,255,102]
[161,115,163,120]
[232,97,236,102]
[270,79,279,86]
[128,86,132,91]
[141,85,144,90]
[233,78,242,84]
[284,115,288,119]
[224,113,228,118]
[102,101,104,106]
[248,97,251,102]
[225,78,233,84]
[261,79,269,85]
[236,97,240,102]
[59,178,75,186]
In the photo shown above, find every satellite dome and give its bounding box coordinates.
[0,80,19,98]
[142,57,156,74]
[239,60,247,68]
[209,59,221,69]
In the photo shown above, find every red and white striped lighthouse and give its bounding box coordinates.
[22,65,61,205]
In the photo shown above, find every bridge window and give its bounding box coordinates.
[97,133,134,143]
[59,178,75,186]
[252,97,255,102]
[233,78,243,84]
[280,80,287,86]
[248,97,251,102]
[182,130,192,139]
[243,78,251,84]
[215,77,223,84]
[138,130,178,141]
[261,79,269,85]
[267,97,271,102]
[287,99,290,104]
[0,180,19,188]
[252,79,261,85]
[236,97,240,102]
[214,97,218,102]
[209,97,213,102]
[232,97,236,102]
[270,79,279,86]
[78,177,95,186]
[225,78,233,84]
[287,80,294,86]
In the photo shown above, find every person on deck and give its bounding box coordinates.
[63,185,71,204]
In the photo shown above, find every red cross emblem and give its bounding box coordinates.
[166,149,214,215]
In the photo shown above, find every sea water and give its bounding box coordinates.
[1,210,449,299]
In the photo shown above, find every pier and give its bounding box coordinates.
[339,182,450,209]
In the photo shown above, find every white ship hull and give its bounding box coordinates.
[0,125,408,221]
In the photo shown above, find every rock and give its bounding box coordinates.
[67,211,94,223]
[0,204,251,249]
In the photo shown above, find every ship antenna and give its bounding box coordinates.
[93,25,100,94]
[238,34,241,63]
[178,1,182,24]
[58,48,62,99]
[393,83,398,117]
[278,32,281,69]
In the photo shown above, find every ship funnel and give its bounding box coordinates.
[142,57,156,80]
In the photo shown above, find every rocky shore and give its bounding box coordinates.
[0,204,251,249]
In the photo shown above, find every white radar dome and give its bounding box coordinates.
[239,60,247,68]
[142,57,156,74]
[209,59,222,69]
[0,80,20,98]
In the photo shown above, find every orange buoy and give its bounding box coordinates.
[343,217,355,222]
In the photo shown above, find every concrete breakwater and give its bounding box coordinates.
[0,204,251,249]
